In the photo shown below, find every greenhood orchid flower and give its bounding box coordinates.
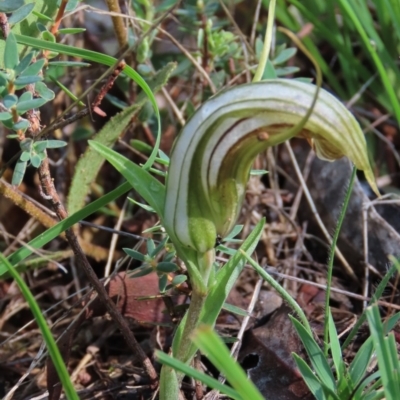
[164,79,378,254]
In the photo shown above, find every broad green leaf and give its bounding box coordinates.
[67,62,175,214]
[42,30,56,43]
[171,275,187,286]
[4,94,18,108]
[273,47,297,65]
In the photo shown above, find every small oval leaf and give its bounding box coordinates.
[4,32,19,69]
[30,154,42,168]
[13,119,30,131]
[45,140,68,149]
[35,82,55,101]
[8,3,35,24]
[15,52,35,75]
[0,112,12,121]
[123,248,145,262]
[12,160,27,186]
[15,75,43,86]
[20,59,46,77]
[171,275,187,286]
[156,262,178,273]
[16,98,47,114]
[3,94,18,108]
[20,151,31,162]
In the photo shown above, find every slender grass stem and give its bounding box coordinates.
[253,0,276,82]
[323,165,356,356]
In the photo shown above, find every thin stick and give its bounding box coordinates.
[284,141,356,280]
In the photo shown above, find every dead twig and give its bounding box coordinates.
[37,157,158,390]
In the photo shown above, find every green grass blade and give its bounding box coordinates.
[366,305,400,399]
[242,252,312,335]
[88,141,165,216]
[0,182,132,277]
[348,336,375,388]
[0,253,79,400]
[337,0,400,125]
[156,350,244,400]
[290,317,336,394]
[192,325,264,400]
[328,309,345,386]
[324,166,356,355]
[67,62,175,214]
[292,354,327,400]
[383,0,400,41]
[10,34,162,170]
[341,262,398,351]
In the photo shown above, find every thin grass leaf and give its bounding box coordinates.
[292,354,328,400]
[156,350,243,400]
[290,317,336,393]
[1,182,132,277]
[243,253,312,334]
[88,141,165,217]
[192,325,264,400]
[342,262,398,351]
[337,0,400,125]
[366,305,400,399]
[0,253,79,399]
[328,310,344,381]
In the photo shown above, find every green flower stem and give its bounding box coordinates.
[253,0,276,82]
[323,165,356,356]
